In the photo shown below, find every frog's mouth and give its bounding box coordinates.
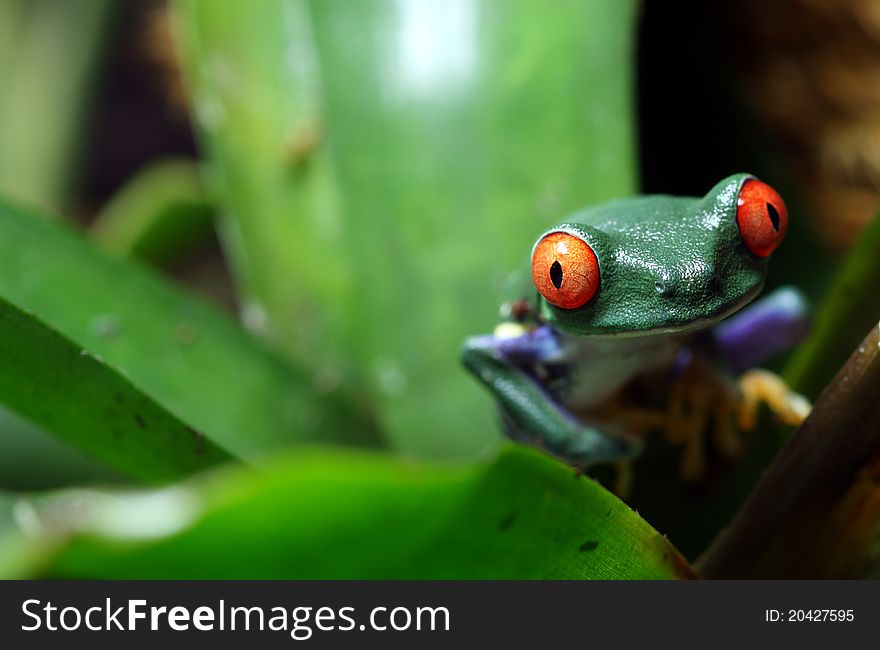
[547,281,766,340]
[585,303,749,339]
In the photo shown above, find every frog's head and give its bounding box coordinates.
[532,173,788,337]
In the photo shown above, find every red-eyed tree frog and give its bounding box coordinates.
[462,174,810,494]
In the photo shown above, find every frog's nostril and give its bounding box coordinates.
[654,279,679,297]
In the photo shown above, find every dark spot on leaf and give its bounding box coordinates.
[114,393,124,404]
[186,425,205,439]
[175,322,199,347]
[498,511,517,531]
[187,425,207,455]
[134,414,146,429]
[579,540,599,552]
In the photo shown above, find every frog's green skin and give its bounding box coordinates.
[538,174,764,336]
[462,173,801,467]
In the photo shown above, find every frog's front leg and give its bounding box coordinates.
[665,287,812,481]
[714,286,810,373]
[461,325,642,469]
[736,369,811,430]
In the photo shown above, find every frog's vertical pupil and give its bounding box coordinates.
[766,203,780,232]
[550,260,563,289]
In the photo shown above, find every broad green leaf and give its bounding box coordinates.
[90,158,216,266]
[175,0,639,458]
[173,0,353,367]
[0,407,122,490]
[785,211,880,400]
[10,446,694,579]
[0,493,36,578]
[0,198,380,469]
[0,294,233,482]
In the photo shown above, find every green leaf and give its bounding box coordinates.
[0,198,380,470]
[173,0,353,366]
[0,294,233,482]
[174,0,639,458]
[90,158,216,266]
[0,0,115,213]
[12,446,694,579]
[785,211,880,400]
[0,407,123,490]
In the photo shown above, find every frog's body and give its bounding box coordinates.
[547,330,682,410]
[462,174,810,486]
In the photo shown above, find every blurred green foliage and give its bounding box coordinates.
[785,211,880,401]
[4,447,692,579]
[0,291,233,482]
[0,198,379,469]
[90,158,216,266]
[176,0,639,457]
[0,408,122,491]
[0,0,114,213]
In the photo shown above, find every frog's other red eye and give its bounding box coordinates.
[736,179,788,258]
[531,231,600,309]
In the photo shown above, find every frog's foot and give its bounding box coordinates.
[737,368,812,431]
[677,384,743,481]
[712,387,743,460]
[589,399,666,439]
[663,369,706,480]
[662,358,741,481]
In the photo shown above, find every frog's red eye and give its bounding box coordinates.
[736,179,788,258]
[531,231,600,309]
